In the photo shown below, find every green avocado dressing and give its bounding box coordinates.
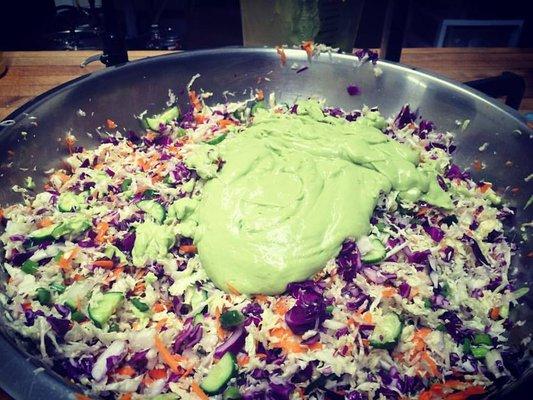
[183,101,451,295]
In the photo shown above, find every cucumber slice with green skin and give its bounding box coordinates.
[250,100,266,115]
[27,225,58,245]
[137,200,166,223]
[194,313,204,325]
[57,192,83,212]
[471,346,490,359]
[223,387,241,399]
[207,133,227,145]
[369,313,403,349]
[88,292,124,328]
[131,298,150,312]
[473,333,492,346]
[144,106,180,131]
[36,288,52,305]
[361,236,386,264]
[200,352,237,395]
[50,283,66,293]
[220,310,244,329]
[71,311,86,323]
[21,260,39,274]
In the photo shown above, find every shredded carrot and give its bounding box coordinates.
[237,355,250,367]
[276,46,287,66]
[65,135,76,154]
[119,394,132,400]
[0,209,4,219]
[153,302,166,313]
[225,281,241,296]
[362,311,373,324]
[472,159,483,171]
[270,327,306,353]
[188,91,202,111]
[133,282,146,295]
[255,89,264,101]
[478,182,492,193]
[274,298,289,315]
[420,352,439,376]
[154,334,180,373]
[37,217,54,228]
[148,368,167,380]
[58,247,79,271]
[142,375,154,386]
[194,114,206,124]
[381,287,397,298]
[301,40,314,58]
[75,395,91,400]
[191,382,209,400]
[54,172,71,183]
[417,206,430,217]
[254,294,268,303]
[155,318,168,332]
[95,221,109,244]
[116,365,136,377]
[179,244,197,254]
[307,342,324,351]
[106,119,117,129]
[490,306,500,320]
[217,119,235,128]
[445,386,485,400]
[145,131,156,141]
[93,259,115,269]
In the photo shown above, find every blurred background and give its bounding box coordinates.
[0,0,531,52]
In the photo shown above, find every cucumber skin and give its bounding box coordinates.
[88,292,124,328]
[200,353,237,395]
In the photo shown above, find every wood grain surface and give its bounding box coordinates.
[0,48,532,121]
[0,47,532,400]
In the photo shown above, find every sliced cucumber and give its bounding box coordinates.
[220,310,244,329]
[131,298,149,312]
[144,106,180,131]
[137,200,166,223]
[27,224,58,245]
[36,288,52,305]
[194,313,204,325]
[21,260,39,274]
[223,387,241,400]
[200,352,237,395]
[369,313,402,349]
[361,236,386,264]
[150,394,180,400]
[88,292,124,328]
[207,133,227,145]
[58,192,84,212]
[51,217,91,239]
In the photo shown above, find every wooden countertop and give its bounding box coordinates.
[0,47,532,400]
[1,48,532,121]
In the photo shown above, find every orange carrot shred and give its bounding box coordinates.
[190,382,209,400]
[93,259,115,269]
[276,46,287,66]
[106,119,117,129]
[116,365,136,377]
[490,307,500,320]
[75,394,91,400]
[226,282,241,296]
[179,244,197,254]
[119,394,132,400]
[154,334,180,373]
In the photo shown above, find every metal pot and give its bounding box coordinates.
[0,48,531,399]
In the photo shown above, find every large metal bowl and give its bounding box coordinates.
[0,48,531,399]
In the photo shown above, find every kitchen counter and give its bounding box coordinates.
[0,47,532,400]
[0,48,532,121]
